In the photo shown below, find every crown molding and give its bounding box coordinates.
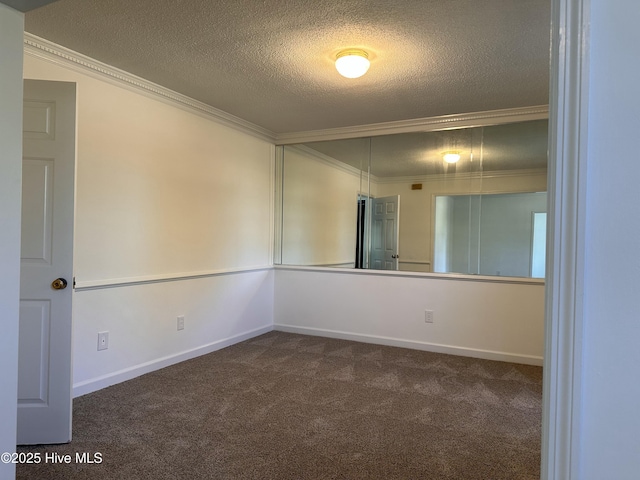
[287,144,365,180]
[23,33,277,143]
[286,143,546,186]
[21,34,549,152]
[374,168,548,185]
[275,105,549,145]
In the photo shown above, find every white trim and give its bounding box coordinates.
[74,265,272,291]
[285,144,364,179]
[273,146,284,265]
[23,33,277,143]
[72,325,273,397]
[542,0,590,479]
[274,324,543,366]
[306,262,355,268]
[374,168,547,185]
[276,106,549,144]
[275,265,544,286]
[268,143,276,269]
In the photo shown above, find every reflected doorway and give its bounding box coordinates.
[355,195,368,269]
[356,195,400,271]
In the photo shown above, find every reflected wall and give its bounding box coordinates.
[277,119,548,278]
[280,138,370,268]
[434,192,547,277]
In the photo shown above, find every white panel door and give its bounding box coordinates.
[369,195,400,270]
[18,80,76,445]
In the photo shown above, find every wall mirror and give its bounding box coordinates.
[275,118,548,279]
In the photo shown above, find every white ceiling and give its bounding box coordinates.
[24,0,551,135]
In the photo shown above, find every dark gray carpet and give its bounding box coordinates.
[17,331,542,479]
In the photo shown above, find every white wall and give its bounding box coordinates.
[73,270,273,395]
[580,0,640,477]
[24,55,273,281]
[275,268,544,365]
[23,52,275,395]
[0,6,24,478]
[281,145,364,267]
[0,4,24,479]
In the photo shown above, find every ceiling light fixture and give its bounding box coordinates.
[443,152,461,164]
[335,49,370,78]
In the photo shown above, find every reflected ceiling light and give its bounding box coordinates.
[335,49,370,78]
[443,152,461,164]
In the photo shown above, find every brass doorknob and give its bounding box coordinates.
[51,278,68,290]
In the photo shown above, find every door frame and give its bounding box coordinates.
[355,192,371,269]
[541,0,589,478]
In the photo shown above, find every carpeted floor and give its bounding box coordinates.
[17,331,542,479]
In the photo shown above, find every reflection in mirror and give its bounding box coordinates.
[280,137,370,268]
[433,192,547,278]
[278,118,548,278]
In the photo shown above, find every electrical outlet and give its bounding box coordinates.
[97,331,109,351]
[177,315,185,331]
[424,310,434,324]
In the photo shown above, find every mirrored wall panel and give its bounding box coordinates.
[433,192,547,278]
[277,119,548,278]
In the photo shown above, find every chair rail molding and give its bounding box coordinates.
[73,265,272,291]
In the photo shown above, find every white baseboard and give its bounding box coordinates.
[274,324,543,366]
[73,325,273,397]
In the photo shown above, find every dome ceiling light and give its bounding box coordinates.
[442,152,461,164]
[335,49,370,78]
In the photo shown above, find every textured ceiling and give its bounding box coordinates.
[25,0,551,135]
[302,119,548,178]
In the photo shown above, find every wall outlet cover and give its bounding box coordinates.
[98,331,109,351]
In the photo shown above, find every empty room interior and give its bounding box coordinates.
[3,0,640,479]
